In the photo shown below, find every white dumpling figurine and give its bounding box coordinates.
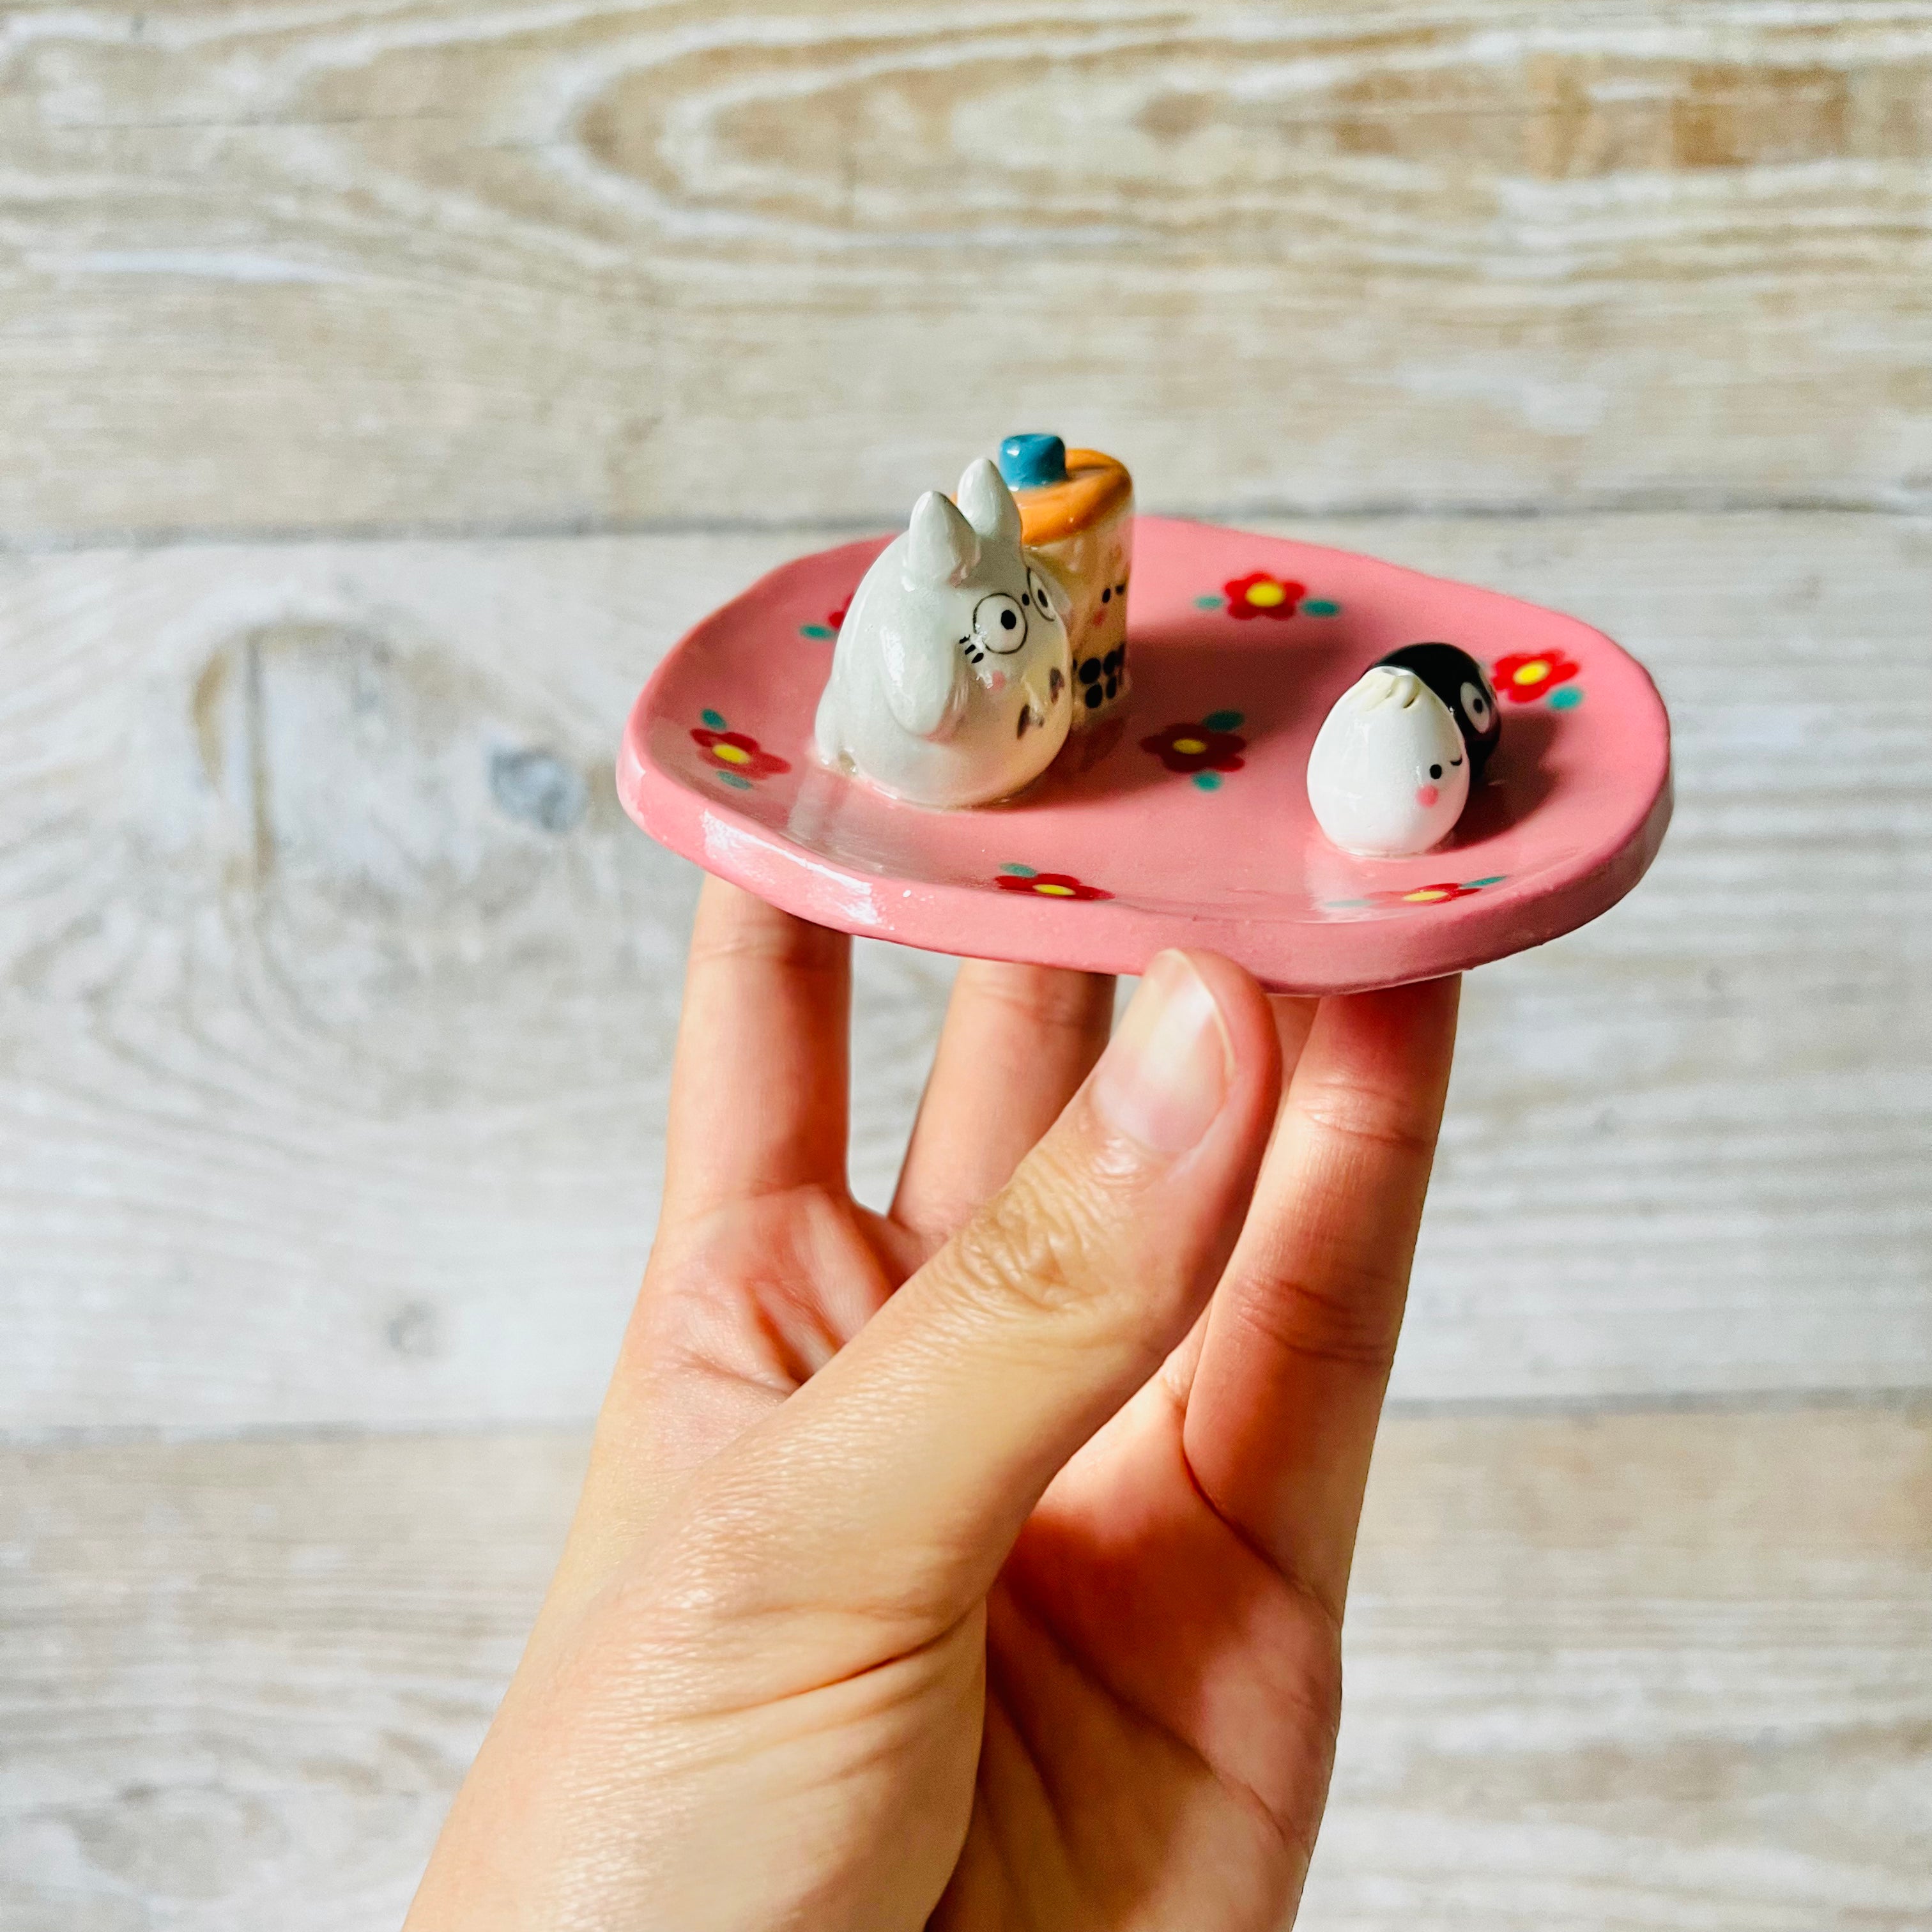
[815,459,1073,808]
[1307,666,1471,856]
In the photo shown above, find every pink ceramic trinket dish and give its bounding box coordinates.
[617,518,1671,996]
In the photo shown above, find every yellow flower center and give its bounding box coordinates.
[712,742,753,765]
[1512,662,1550,686]
[1172,736,1208,755]
[1404,888,1450,902]
[1244,581,1287,608]
[1034,882,1076,897]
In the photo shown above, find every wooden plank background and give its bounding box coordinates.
[5,1410,1928,1929]
[4,1,1929,1923]
[4,0,1931,540]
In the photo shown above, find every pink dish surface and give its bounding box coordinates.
[618,517,1671,995]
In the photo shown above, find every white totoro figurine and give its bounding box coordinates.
[815,459,1073,808]
[1307,666,1471,856]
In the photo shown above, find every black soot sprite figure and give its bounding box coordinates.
[1374,642,1501,777]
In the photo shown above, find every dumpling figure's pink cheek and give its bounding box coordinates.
[1415,784,1440,808]
[989,671,1008,693]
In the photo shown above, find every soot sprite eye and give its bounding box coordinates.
[1027,569,1060,624]
[1429,763,1443,780]
[1100,586,1111,603]
[1461,680,1491,723]
[973,592,1028,654]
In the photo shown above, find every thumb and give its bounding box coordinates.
[690,949,1280,1631]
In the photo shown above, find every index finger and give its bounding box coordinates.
[661,877,852,1226]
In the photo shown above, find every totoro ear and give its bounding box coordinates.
[904,489,979,588]
[956,457,1023,548]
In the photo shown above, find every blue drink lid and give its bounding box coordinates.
[997,434,1068,489]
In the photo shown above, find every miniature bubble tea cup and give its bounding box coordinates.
[996,434,1135,727]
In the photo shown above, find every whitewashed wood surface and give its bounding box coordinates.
[9,0,1929,1912]
[4,1408,1926,1931]
[4,510,1928,1431]
[5,1,1931,540]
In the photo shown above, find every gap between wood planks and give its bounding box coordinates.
[5,494,1929,556]
[6,1388,1928,1454]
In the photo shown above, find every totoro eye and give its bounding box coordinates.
[1461,680,1491,723]
[1027,569,1061,624]
[974,591,1028,654]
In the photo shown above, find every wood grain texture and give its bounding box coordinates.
[0,526,965,1432]
[3,1409,1926,1929]
[5,1,1931,541]
[1309,1404,1932,1929]
[3,510,1928,1431]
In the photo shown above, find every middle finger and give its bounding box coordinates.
[891,959,1116,1244]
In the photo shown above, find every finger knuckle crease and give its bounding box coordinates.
[967,968,1111,1036]
[689,928,845,976]
[1292,1084,1438,1161]
[946,1169,1112,1319]
[1235,1272,1401,1376]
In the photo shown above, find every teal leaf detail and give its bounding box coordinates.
[1192,772,1222,792]
[1464,875,1506,889]
[1194,594,1223,610]
[800,623,834,640]
[700,708,728,730]
[1201,709,1245,732]
[716,771,752,790]
[1000,863,1038,878]
[1549,685,1584,709]
[1302,599,1341,617]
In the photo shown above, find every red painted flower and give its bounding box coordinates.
[1492,649,1580,703]
[1140,719,1246,775]
[1368,881,1484,906]
[691,726,790,781]
[827,601,849,632]
[995,870,1112,902]
[1223,572,1305,621]
[1326,875,1505,912]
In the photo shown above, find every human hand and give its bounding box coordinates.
[408,878,1459,1932]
